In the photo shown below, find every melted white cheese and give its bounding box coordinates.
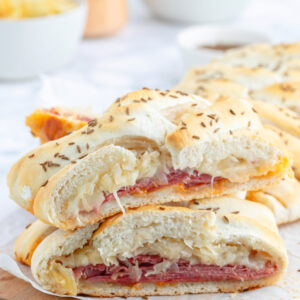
[113,191,125,215]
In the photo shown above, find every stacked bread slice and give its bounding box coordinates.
[176,42,300,225]
[8,44,299,297]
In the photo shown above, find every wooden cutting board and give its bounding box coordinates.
[0,268,75,300]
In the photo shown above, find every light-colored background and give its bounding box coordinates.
[1,0,300,299]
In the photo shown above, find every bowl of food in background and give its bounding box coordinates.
[143,0,250,23]
[0,0,87,80]
[178,26,272,69]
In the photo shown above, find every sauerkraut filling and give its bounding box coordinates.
[74,146,287,217]
[79,169,224,214]
[71,255,277,284]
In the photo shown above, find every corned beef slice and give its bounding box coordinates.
[73,255,277,284]
[104,170,223,202]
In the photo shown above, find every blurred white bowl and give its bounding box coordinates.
[143,0,250,23]
[178,26,273,69]
[0,0,87,80]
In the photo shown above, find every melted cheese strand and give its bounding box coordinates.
[210,176,215,200]
[113,191,125,215]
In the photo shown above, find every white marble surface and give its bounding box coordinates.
[1,0,300,298]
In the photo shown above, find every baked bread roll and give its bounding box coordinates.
[14,220,55,266]
[174,78,247,103]
[279,58,300,81]
[26,107,95,144]
[30,200,287,297]
[175,64,280,91]
[249,102,300,179]
[251,82,300,115]
[174,61,300,112]
[251,100,300,138]
[212,42,300,71]
[247,175,300,225]
[175,71,300,181]
[266,126,300,180]
[7,89,291,230]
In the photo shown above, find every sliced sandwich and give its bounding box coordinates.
[7,89,291,230]
[30,200,287,297]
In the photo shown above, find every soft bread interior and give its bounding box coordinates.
[31,204,287,296]
[33,133,290,230]
[8,90,290,219]
[7,89,211,213]
[167,130,286,183]
[32,98,291,230]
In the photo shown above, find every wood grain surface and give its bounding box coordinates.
[0,268,75,300]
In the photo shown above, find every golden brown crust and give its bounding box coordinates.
[251,82,300,115]
[14,220,56,266]
[174,75,248,102]
[251,100,300,139]
[174,64,279,92]
[8,89,291,230]
[213,42,300,70]
[168,97,260,143]
[264,124,300,179]
[76,274,283,297]
[247,176,300,225]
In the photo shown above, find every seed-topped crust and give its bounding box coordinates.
[7,89,290,229]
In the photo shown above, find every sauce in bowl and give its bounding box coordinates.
[198,43,244,51]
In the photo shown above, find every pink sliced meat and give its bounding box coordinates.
[104,170,223,203]
[72,255,277,285]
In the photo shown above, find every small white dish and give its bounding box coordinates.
[0,0,87,80]
[178,26,273,69]
[143,0,250,23]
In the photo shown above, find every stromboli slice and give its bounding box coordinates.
[31,203,287,297]
[8,89,208,212]
[29,97,291,230]
[26,107,95,144]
